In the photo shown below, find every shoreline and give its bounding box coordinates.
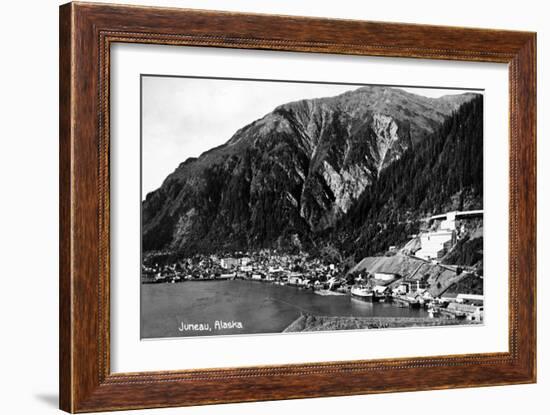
[283,314,480,332]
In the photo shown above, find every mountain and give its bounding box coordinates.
[142,86,481,256]
[336,95,484,260]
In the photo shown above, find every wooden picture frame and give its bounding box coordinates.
[59,2,536,412]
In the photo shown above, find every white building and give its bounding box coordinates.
[220,258,239,269]
[457,293,484,302]
[373,272,397,282]
[393,284,408,295]
[288,276,303,285]
[440,211,457,231]
[416,229,455,261]
[414,211,460,260]
[394,280,427,295]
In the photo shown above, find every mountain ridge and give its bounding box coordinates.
[142,86,482,256]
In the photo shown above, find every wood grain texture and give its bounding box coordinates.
[59,3,73,411]
[59,2,537,413]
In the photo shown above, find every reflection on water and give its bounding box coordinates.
[141,280,429,338]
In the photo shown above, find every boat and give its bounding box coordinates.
[351,286,379,302]
[427,304,440,317]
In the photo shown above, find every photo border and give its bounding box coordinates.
[138,73,486,341]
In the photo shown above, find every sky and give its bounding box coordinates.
[141,76,480,196]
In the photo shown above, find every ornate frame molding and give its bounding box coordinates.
[60,2,536,412]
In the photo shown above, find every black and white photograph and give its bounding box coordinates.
[140,76,484,339]
[2,0,545,413]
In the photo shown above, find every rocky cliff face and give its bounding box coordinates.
[142,86,478,255]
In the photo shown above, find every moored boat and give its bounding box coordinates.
[351,286,379,302]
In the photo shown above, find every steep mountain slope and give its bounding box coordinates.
[142,86,480,255]
[337,95,484,260]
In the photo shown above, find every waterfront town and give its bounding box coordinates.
[142,210,484,324]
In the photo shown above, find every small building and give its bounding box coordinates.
[400,280,427,293]
[373,272,398,282]
[457,293,484,303]
[447,302,484,321]
[220,258,239,269]
[440,211,457,231]
[422,291,434,301]
[439,292,459,303]
[393,284,408,295]
[288,275,303,285]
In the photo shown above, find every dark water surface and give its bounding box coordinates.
[141,280,430,338]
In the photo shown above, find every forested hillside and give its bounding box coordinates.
[141,86,482,260]
[333,95,483,260]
